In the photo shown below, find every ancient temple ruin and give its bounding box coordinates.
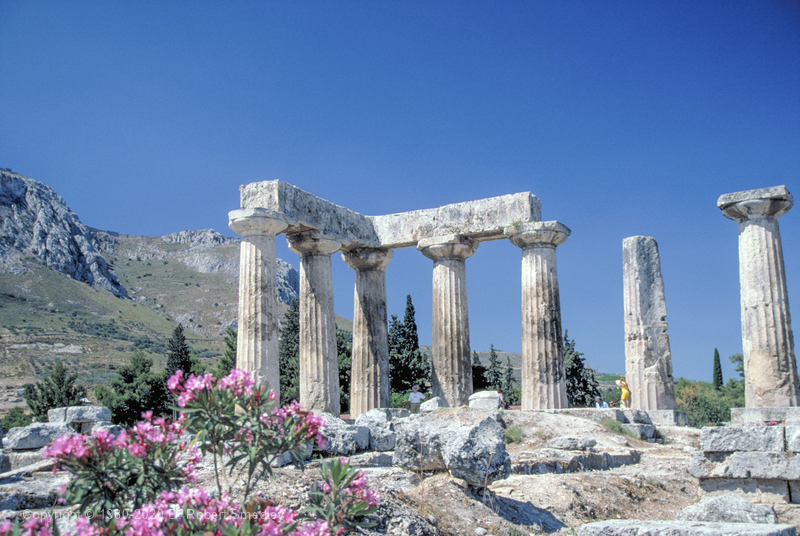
[229,180,570,416]
[718,185,800,408]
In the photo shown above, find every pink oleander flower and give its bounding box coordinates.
[43,434,90,460]
[167,370,185,391]
[218,368,256,396]
[292,519,332,536]
[0,519,13,535]
[21,515,54,536]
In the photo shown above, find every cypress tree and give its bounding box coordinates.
[279,298,301,405]
[472,351,489,391]
[502,356,518,404]
[165,324,193,379]
[563,331,600,407]
[337,329,352,413]
[215,327,237,379]
[486,344,502,388]
[389,295,429,394]
[713,348,723,390]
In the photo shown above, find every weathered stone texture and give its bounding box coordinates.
[506,221,569,410]
[677,494,778,524]
[468,390,500,410]
[229,209,288,392]
[719,185,800,408]
[578,520,796,536]
[47,406,111,424]
[419,235,477,407]
[343,248,392,417]
[288,232,342,415]
[6,423,76,450]
[622,236,677,411]
[700,425,785,453]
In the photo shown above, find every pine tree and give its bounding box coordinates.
[24,360,87,421]
[563,331,600,407]
[96,351,171,426]
[472,351,489,391]
[502,356,519,405]
[214,327,237,379]
[279,298,301,405]
[165,324,193,379]
[389,295,430,394]
[486,344,502,388]
[713,348,723,390]
[337,329,352,414]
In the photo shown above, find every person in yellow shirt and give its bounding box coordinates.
[616,378,631,408]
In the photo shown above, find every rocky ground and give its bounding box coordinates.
[1,409,706,535]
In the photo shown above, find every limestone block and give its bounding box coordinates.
[512,449,640,474]
[734,408,800,424]
[0,455,9,475]
[420,396,447,412]
[677,494,778,524]
[701,425,784,453]
[6,423,76,450]
[546,437,597,450]
[318,413,369,456]
[699,478,790,503]
[90,421,125,438]
[48,406,111,424]
[469,391,500,410]
[622,236,678,411]
[393,410,510,488]
[271,443,313,468]
[691,451,788,479]
[790,482,800,504]
[354,409,399,452]
[577,520,796,536]
[621,423,656,440]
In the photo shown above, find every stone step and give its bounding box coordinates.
[578,519,797,536]
[511,449,640,475]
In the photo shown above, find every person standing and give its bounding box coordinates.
[497,389,508,409]
[408,385,425,414]
[616,378,631,409]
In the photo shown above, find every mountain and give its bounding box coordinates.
[0,169,302,393]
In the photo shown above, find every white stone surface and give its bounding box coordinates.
[469,390,500,410]
[229,209,288,393]
[622,236,677,411]
[343,248,392,417]
[419,235,477,407]
[719,186,800,408]
[506,221,569,410]
[288,231,342,415]
[578,520,796,536]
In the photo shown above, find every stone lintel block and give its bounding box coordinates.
[47,406,111,424]
[239,179,543,249]
[699,477,790,504]
[643,409,688,426]
[374,192,541,248]
[691,451,789,480]
[718,185,793,222]
[732,407,800,424]
[505,220,570,248]
[701,425,785,453]
[468,390,500,410]
[577,519,797,536]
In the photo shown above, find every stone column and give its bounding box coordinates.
[418,234,478,407]
[623,236,677,410]
[719,186,800,408]
[287,231,343,415]
[506,222,569,410]
[228,209,288,394]
[342,248,393,417]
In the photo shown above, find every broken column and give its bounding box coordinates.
[418,234,478,407]
[287,231,342,415]
[342,247,393,417]
[718,186,800,408]
[228,208,288,393]
[622,236,677,411]
[506,222,569,410]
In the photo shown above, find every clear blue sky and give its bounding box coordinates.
[2,1,799,382]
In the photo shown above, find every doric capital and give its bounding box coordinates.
[417,234,478,262]
[228,208,288,237]
[718,186,793,223]
[342,247,393,271]
[505,221,570,249]
[287,230,342,256]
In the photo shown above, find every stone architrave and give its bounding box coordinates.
[418,234,478,407]
[719,186,800,408]
[229,209,288,393]
[342,247,393,417]
[287,231,343,415]
[506,221,569,410]
[622,236,677,411]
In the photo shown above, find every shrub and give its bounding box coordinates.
[601,417,636,439]
[0,407,32,430]
[505,425,524,443]
[24,360,86,421]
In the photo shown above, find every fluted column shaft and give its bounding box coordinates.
[343,248,393,418]
[288,232,342,415]
[719,186,799,407]
[418,235,477,407]
[228,209,288,394]
[507,222,569,410]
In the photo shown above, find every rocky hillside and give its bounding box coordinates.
[0,169,127,298]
